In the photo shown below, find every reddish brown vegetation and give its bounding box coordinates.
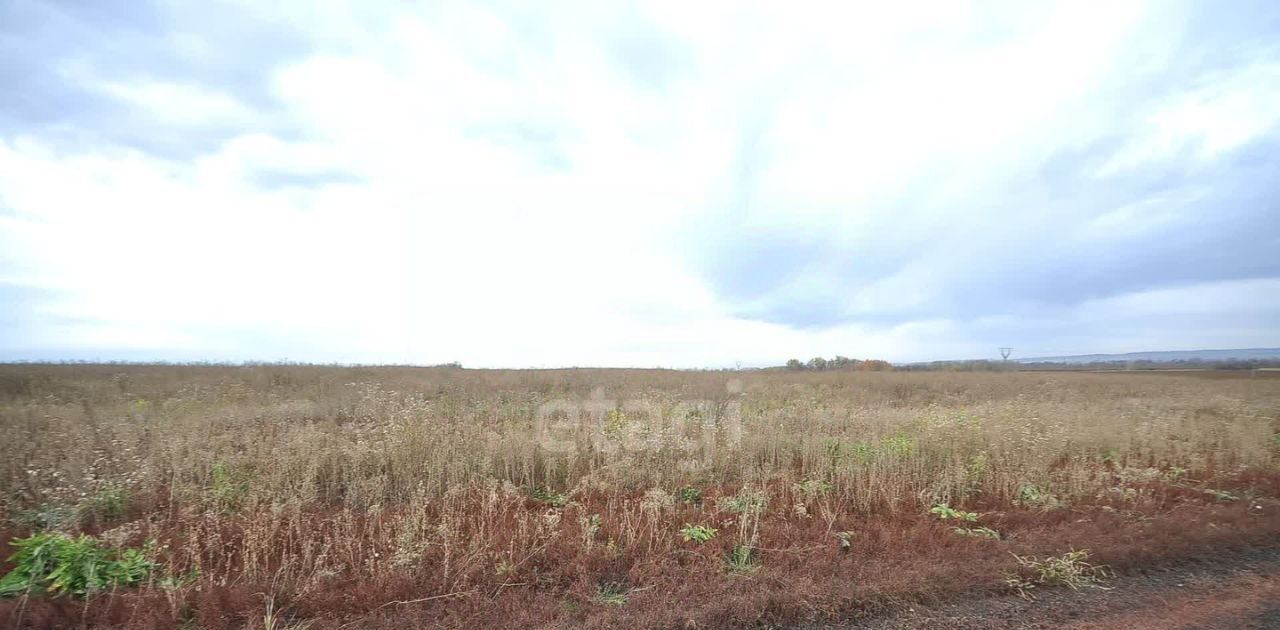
[4,483,1280,629]
[1,366,1278,628]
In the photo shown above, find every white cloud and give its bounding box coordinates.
[1,0,1277,366]
[1096,59,1280,176]
[96,80,257,127]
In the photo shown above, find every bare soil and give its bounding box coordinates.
[816,546,1280,630]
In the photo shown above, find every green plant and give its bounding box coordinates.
[603,409,629,440]
[930,503,980,522]
[679,524,718,544]
[718,490,766,515]
[0,532,155,597]
[964,452,989,495]
[595,581,628,606]
[849,441,876,462]
[1016,484,1059,509]
[879,434,916,458]
[80,485,129,523]
[14,487,130,531]
[527,485,568,508]
[833,531,854,551]
[718,488,767,553]
[725,543,759,574]
[158,566,200,589]
[12,503,77,531]
[210,462,250,513]
[823,439,843,471]
[580,513,602,548]
[676,486,702,504]
[793,479,833,497]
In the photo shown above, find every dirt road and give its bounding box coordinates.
[809,547,1280,629]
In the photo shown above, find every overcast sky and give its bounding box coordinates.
[2,1,1278,367]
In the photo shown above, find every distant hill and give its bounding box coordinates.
[1016,348,1280,364]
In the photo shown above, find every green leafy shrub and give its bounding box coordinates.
[725,543,759,574]
[963,453,989,496]
[14,486,130,531]
[1016,484,1060,509]
[526,485,568,507]
[793,479,833,497]
[675,486,702,504]
[595,581,629,605]
[718,490,766,515]
[679,524,717,544]
[11,503,78,531]
[210,462,251,513]
[930,503,980,522]
[80,485,129,523]
[879,434,916,458]
[0,532,155,597]
[579,513,602,549]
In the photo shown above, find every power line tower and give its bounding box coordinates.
[999,347,1013,365]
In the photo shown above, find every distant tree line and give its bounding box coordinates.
[783,356,895,371]
[898,358,1280,372]
[896,360,1010,372]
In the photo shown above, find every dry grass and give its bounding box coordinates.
[1,365,1278,628]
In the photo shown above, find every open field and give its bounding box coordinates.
[2,365,1279,628]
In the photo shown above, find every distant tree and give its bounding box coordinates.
[782,356,897,371]
[857,359,894,372]
[831,356,857,370]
